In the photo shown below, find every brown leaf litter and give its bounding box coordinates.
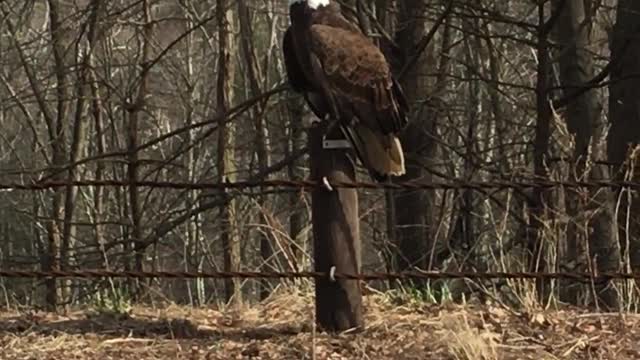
[1,288,639,359]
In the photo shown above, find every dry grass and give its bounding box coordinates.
[1,287,640,359]
[441,312,498,360]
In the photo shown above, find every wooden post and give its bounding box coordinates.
[310,120,364,332]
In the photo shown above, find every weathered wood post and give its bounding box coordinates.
[309,119,364,332]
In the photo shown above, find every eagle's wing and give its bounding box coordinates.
[309,24,408,134]
[282,27,310,92]
[283,27,331,120]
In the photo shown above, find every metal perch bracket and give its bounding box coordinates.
[322,122,351,150]
[322,137,351,149]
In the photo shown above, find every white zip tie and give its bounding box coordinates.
[322,176,333,191]
[329,266,336,282]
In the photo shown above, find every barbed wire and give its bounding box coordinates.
[0,269,636,283]
[1,178,640,191]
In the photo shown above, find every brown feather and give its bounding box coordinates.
[309,24,405,134]
[353,124,405,176]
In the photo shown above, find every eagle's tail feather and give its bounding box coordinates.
[340,123,406,181]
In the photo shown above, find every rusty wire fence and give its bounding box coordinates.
[0,177,638,284]
[0,178,639,191]
[0,269,637,283]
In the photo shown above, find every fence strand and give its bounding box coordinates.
[2,178,637,285]
[1,178,640,191]
[0,269,636,283]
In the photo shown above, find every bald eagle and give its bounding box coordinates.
[283,0,409,182]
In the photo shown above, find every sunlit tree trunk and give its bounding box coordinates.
[237,0,273,300]
[59,0,103,305]
[216,0,241,305]
[127,0,153,298]
[45,0,73,310]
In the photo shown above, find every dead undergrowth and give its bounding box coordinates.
[1,287,639,359]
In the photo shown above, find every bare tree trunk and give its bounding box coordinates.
[554,0,620,309]
[483,21,507,171]
[86,10,113,299]
[60,0,102,303]
[286,96,307,271]
[46,0,72,311]
[392,0,433,276]
[449,16,480,268]
[527,1,555,302]
[237,0,273,300]
[88,12,107,268]
[128,0,153,298]
[0,6,65,308]
[609,0,640,283]
[216,0,241,305]
[182,12,205,306]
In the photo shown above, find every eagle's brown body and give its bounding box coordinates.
[283,0,409,181]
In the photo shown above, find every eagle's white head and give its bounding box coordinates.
[288,0,330,9]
